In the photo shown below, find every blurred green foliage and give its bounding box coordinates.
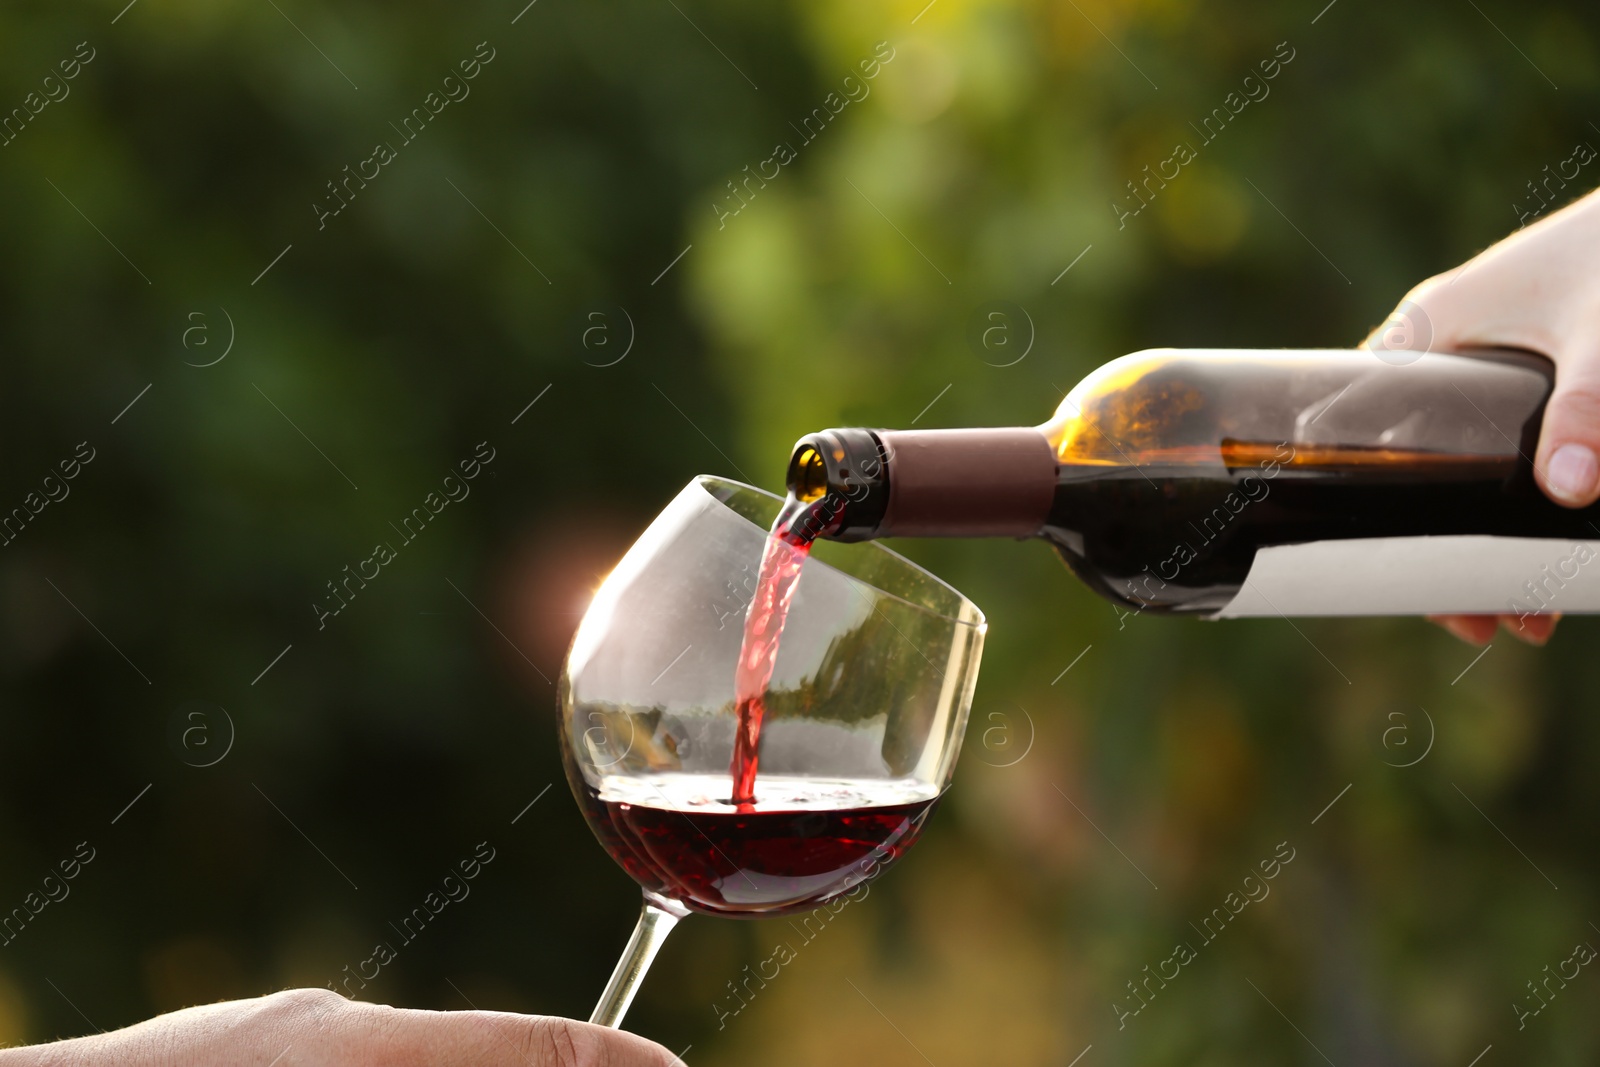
[1,0,1599,1063]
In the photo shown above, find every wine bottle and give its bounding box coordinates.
[785,348,1600,619]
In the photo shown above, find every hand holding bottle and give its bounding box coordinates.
[789,191,1600,629]
[0,989,681,1067]
[1369,187,1600,644]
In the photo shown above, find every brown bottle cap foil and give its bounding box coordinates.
[877,427,1057,537]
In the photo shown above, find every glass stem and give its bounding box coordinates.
[589,895,688,1028]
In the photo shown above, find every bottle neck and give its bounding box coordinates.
[786,426,1058,541]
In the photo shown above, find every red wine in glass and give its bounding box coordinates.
[577,772,939,916]
[728,494,835,807]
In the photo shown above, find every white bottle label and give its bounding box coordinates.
[1214,535,1600,618]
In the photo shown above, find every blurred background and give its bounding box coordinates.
[1,0,1598,1063]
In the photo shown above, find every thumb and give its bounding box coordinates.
[1536,354,1600,508]
[389,1009,683,1067]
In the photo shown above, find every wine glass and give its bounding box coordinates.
[559,475,985,1028]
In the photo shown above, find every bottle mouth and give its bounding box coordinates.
[783,429,892,541]
[787,444,829,503]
